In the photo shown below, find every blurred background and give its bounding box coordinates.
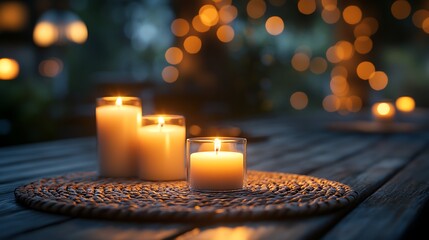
[0,0,428,146]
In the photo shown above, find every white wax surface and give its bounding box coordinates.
[96,105,141,177]
[138,124,186,180]
[189,151,244,191]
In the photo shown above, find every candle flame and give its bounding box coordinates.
[158,116,165,128]
[115,97,122,106]
[214,138,221,153]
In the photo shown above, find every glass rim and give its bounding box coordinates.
[141,114,184,120]
[187,137,247,143]
[97,96,141,101]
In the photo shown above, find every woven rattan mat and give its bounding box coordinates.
[15,171,358,221]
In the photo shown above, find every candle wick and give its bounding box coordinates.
[215,147,219,155]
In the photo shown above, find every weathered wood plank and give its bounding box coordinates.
[0,137,94,157]
[12,218,192,240]
[0,152,97,184]
[247,132,335,167]
[0,209,72,239]
[0,194,25,216]
[0,151,96,176]
[322,147,429,240]
[251,134,379,172]
[0,138,95,167]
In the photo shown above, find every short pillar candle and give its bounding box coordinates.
[138,115,186,181]
[187,137,247,192]
[96,96,142,177]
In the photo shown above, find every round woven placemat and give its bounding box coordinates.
[15,171,358,221]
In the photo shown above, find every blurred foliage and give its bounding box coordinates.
[0,80,53,145]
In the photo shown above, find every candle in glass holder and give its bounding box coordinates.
[187,137,246,192]
[372,101,395,122]
[138,115,186,181]
[96,96,141,177]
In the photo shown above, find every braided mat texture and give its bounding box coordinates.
[15,171,358,221]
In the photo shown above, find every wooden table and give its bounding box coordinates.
[1,113,429,240]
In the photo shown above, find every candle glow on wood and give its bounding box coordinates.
[189,138,245,191]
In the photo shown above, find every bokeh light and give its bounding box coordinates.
[354,22,372,37]
[189,125,202,136]
[369,71,388,90]
[33,21,59,47]
[343,5,362,25]
[361,17,379,35]
[310,57,328,74]
[356,61,375,80]
[298,0,316,15]
[171,18,190,37]
[39,58,63,78]
[423,18,429,33]
[354,36,373,54]
[219,5,237,24]
[345,96,362,112]
[162,66,179,83]
[290,92,308,110]
[326,46,341,63]
[323,95,340,112]
[322,0,337,11]
[412,9,429,28]
[331,65,348,78]
[0,58,19,80]
[291,52,310,72]
[0,2,28,31]
[165,47,183,65]
[216,25,235,43]
[247,0,266,19]
[65,20,88,44]
[321,8,340,24]
[335,41,354,60]
[199,4,219,27]
[330,76,349,96]
[265,16,284,36]
[391,0,411,20]
[183,36,202,54]
[395,96,415,112]
[192,15,210,33]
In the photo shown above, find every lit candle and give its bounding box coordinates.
[96,97,141,177]
[138,115,186,181]
[188,138,246,191]
[372,101,395,122]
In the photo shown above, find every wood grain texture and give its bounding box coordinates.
[322,147,429,240]
[12,219,192,240]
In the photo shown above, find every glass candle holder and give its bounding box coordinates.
[138,115,186,181]
[371,101,396,122]
[187,137,247,192]
[96,96,142,177]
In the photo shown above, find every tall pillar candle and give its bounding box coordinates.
[138,115,186,181]
[96,97,141,177]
